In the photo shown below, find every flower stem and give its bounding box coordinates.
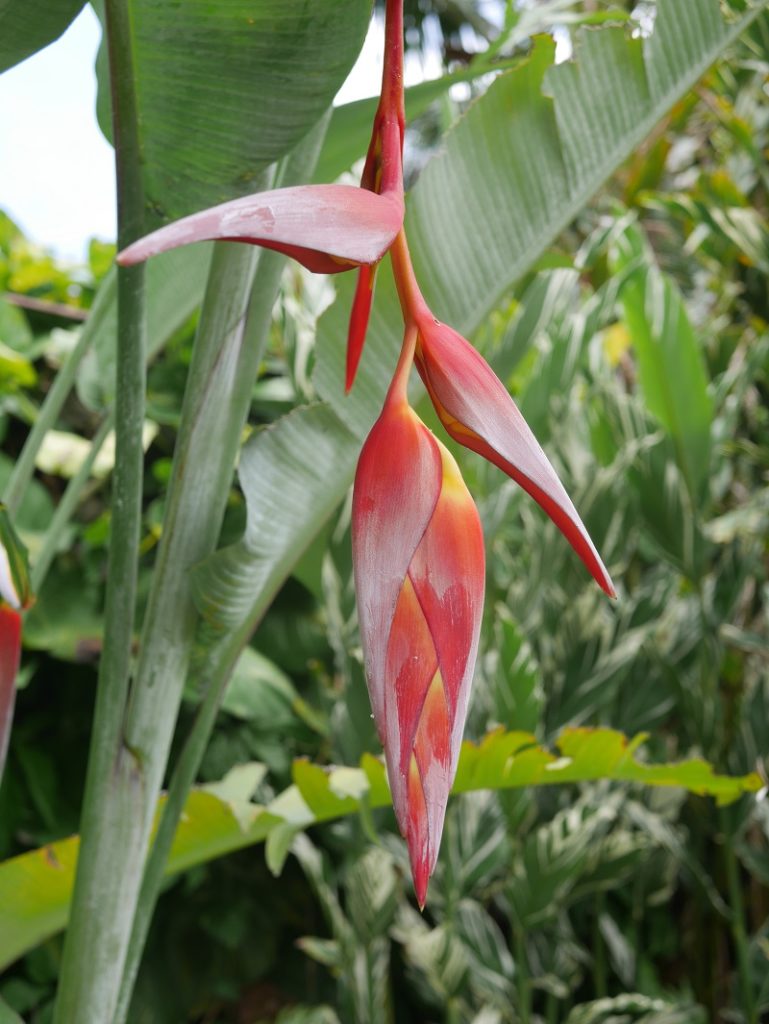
[389,230,427,322]
[53,0,147,1015]
[381,0,405,124]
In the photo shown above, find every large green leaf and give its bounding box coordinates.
[0,0,84,74]
[95,0,370,226]
[406,0,766,335]
[0,727,759,969]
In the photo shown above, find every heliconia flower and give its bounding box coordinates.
[352,357,485,907]
[0,505,32,780]
[116,180,403,273]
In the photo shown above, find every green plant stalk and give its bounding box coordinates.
[514,924,531,1024]
[30,414,114,592]
[722,808,756,1024]
[114,111,332,1021]
[53,0,147,1018]
[113,244,286,1024]
[2,288,111,515]
[52,276,146,1024]
[63,238,258,1023]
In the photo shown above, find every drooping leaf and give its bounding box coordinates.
[402,0,765,336]
[191,403,360,637]
[0,727,758,968]
[93,0,369,227]
[0,0,85,74]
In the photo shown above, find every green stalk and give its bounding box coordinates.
[53,0,147,1016]
[30,414,114,592]
[592,893,607,997]
[64,239,258,1023]
[113,245,285,1023]
[722,808,756,1024]
[113,111,332,1022]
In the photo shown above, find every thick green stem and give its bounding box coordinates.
[61,239,256,1024]
[53,0,147,1017]
[31,414,114,592]
[53,1,147,1016]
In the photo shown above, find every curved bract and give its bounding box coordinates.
[414,314,615,597]
[117,184,403,273]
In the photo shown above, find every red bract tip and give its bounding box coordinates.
[345,264,377,392]
[353,394,485,904]
[0,605,22,775]
[414,316,615,598]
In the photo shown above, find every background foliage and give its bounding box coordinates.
[1,1,768,1022]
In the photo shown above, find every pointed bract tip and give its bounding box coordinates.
[409,831,434,913]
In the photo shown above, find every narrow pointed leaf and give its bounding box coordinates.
[0,728,759,969]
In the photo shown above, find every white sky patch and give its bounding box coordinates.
[0,6,116,261]
[0,544,21,609]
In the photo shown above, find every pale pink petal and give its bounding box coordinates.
[117,185,404,272]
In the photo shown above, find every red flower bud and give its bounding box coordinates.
[353,393,484,906]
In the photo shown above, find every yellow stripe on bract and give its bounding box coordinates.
[328,255,359,268]
[414,669,450,772]
[423,381,482,444]
[433,435,476,505]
